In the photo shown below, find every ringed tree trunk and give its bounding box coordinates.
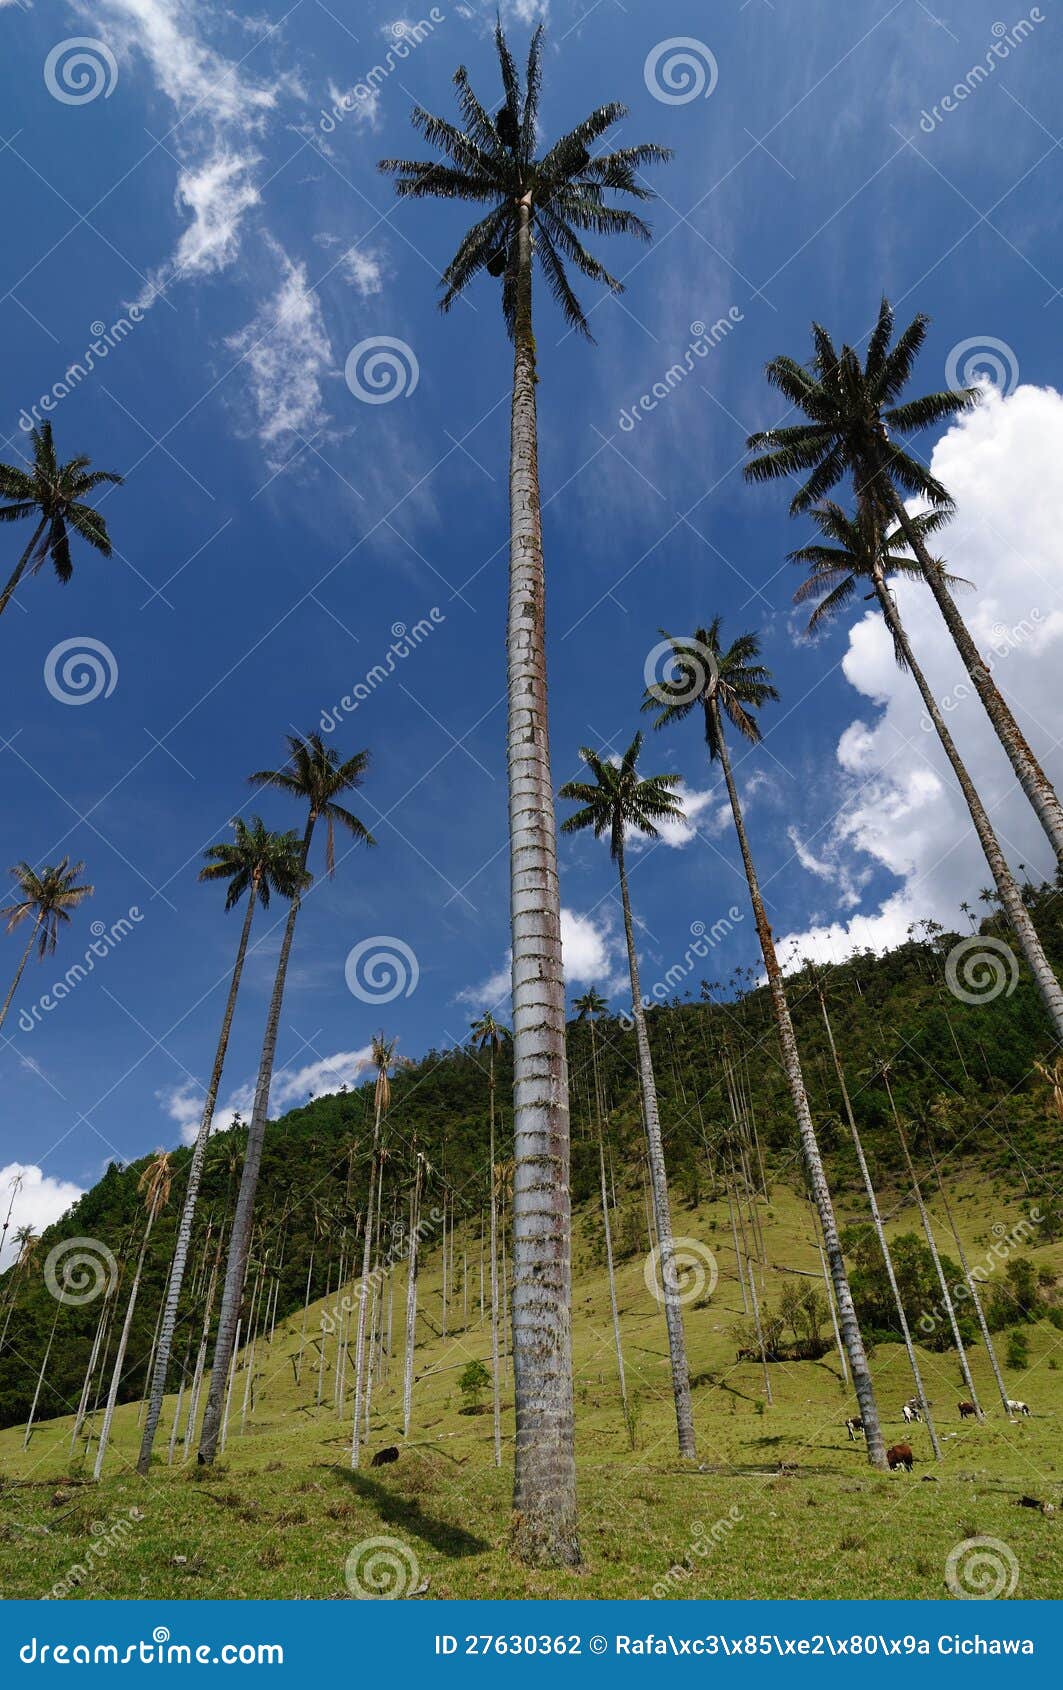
[198,816,314,1464]
[0,919,41,1037]
[506,190,578,1567]
[818,986,942,1460]
[94,1205,160,1479]
[402,1153,423,1438]
[883,476,1063,870]
[137,881,260,1474]
[869,557,1063,1040]
[0,515,48,620]
[616,843,697,1459]
[713,703,886,1469]
[489,1055,502,1468]
[586,1014,631,1445]
[350,1096,383,1467]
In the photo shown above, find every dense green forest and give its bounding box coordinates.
[2,887,1060,1432]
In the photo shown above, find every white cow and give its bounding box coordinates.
[1006,1399,1031,1417]
[902,1399,923,1424]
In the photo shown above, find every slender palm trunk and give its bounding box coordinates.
[137,886,259,1474]
[490,1095,502,1467]
[295,1250,315,1387]
[869,560,1063,1039]
[23,1300,62,1449]
[883,482,1063,868]
[71,1291,113,1451]
[94,1208,159,1479]
[183,1250,220,1459]
[0,921,40,1037]
[616,842,696,1459]
[402,1155,423,1438]
[198,817,314,1464]
[350,1098,382,1468]
[713,708,886,1468]
[588,1017,630,1443]
[818,987,941,1458]
[0,516,48,620]
[927,1134,1010,1414]
[507,192,577,1566]
[814,1227,847,1386]
[727,1185,750,1314]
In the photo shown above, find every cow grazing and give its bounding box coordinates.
[370,1446,400,1467]
[886,1443,914,1472]
[846,1416,864,1441]
[902,1398,922,1424]
[1006,1399,1030,1417]
[958,1400,978,1420]
[735,1347,757,1363]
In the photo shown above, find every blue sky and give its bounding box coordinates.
[2,0,1063,1236]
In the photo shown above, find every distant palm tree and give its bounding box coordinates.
[792,502,1063,1041]
[382,23,669,1566]
[471,1010,510,1467]
[560,732,696,1459]
[136,819,310,1474]
[93,1152,173,1478]
[352,1031,396,1467]
[644,622,887,1469]
[0,423,122,618]
[0,857,94,1035]
[198,735,375,1464]
[746,298,1063,868]
[0,1224,37,1356]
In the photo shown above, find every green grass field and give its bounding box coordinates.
[2,1176,1060,1601]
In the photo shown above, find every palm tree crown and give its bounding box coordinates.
[0,422,122,587]
[572,989,608,1020]
[199,816,311,910]
[744,296,974,514]
[791,502,961,651]
[560,732,684,856]
[642,620,779,758]
[250,732,375,874]
[471,1010,510,1053]
[379,22,670,337]
[2,857,94,955]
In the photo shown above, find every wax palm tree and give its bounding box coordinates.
[571,990,631,1446]
[93,1152,173,1478]
[198,735,375,1464]
[746,298,1063,867]
[382,24,669,1565]
[471,1010,510,1467]
[352,1032,396,1467]
[792,503,1063,1040]
[0,423,122,618]
[644,622,886,1468]
[560,733,696,1459]
[0,858,94,1035]
[0,1224,37,1356]
[136,819,310,1474]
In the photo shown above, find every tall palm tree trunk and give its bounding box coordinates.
[137,886,259,1473]
[927,1134,1010,1415]
[587,1016,631,1443]
[869,559,1063,1039]
[0,920,40,1037]
[402,1154,423,1437]
[94,1210,158,1479]
[714,708,886,1469]
[488,1056,503,1467]
[884,485,1063,869]
[198,819,314,1464]
[0,516,48,620]
[616,843,697,1459]
[350,1107,381,1468]
[23,1300,62,1449]
[506,193,577,1566]
[818,987,941,1459]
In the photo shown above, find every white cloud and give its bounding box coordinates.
[314,235,387,297]
[777,383,1063,968]
[159,1047,373,1146]
[226,240,334,468]
[457,906,626,1008]
[0,1164,85,1268]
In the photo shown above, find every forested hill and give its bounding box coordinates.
[2,888,1061,1429]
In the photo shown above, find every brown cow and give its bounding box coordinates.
[958,1401,978,1420]
[886,1443,914,1472]
[370,1446,400,1467]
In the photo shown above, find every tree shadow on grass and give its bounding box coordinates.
[340,1471,488,1558]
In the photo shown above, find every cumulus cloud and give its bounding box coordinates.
[226,240,334,468]
[456,906,626,1009]
[159,1047,373,1146]
[776,383,1063,969]
[0,1164,85,1268]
